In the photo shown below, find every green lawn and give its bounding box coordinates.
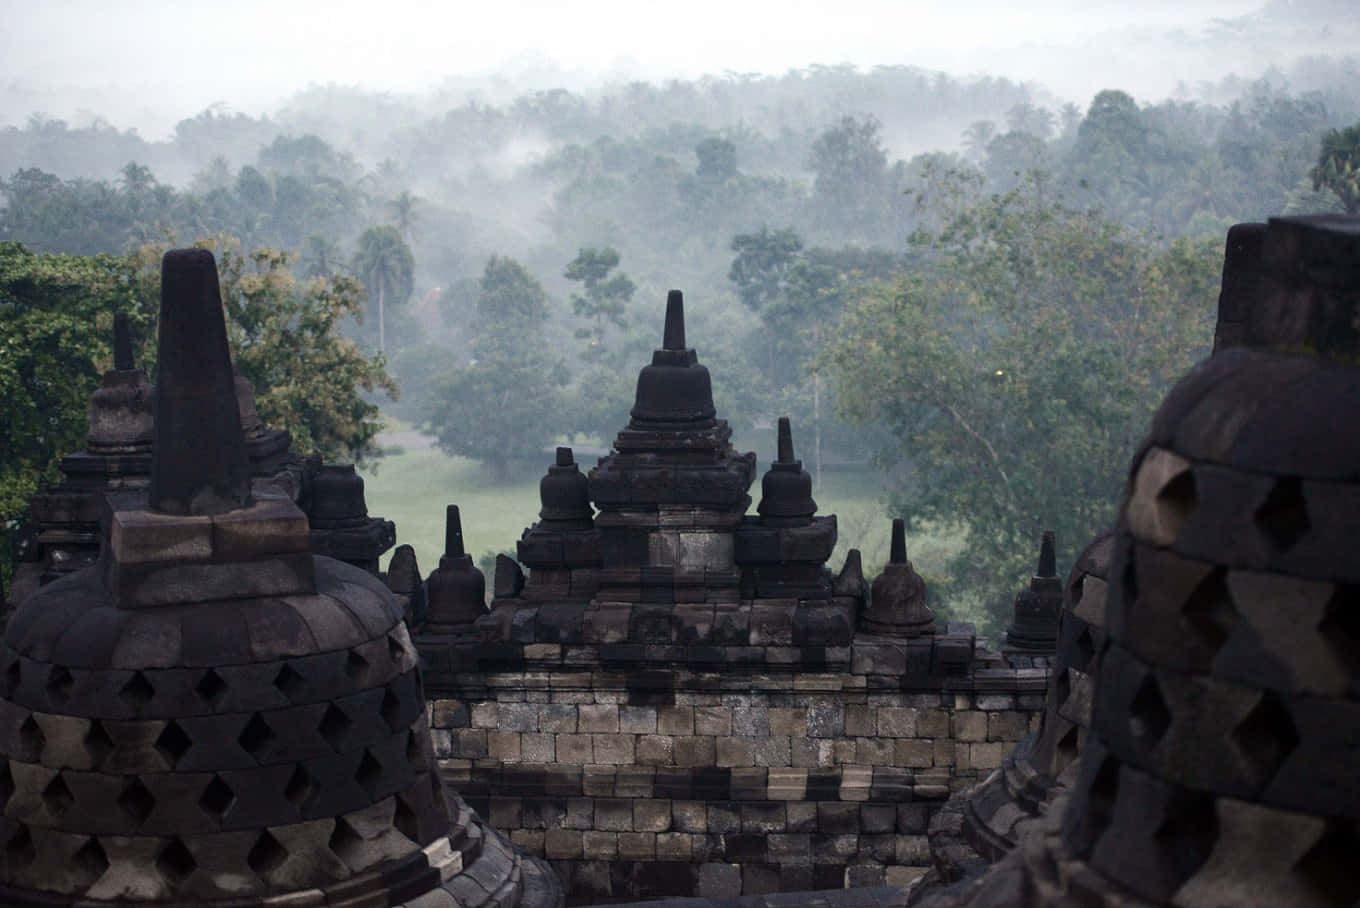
[359,425,964,594]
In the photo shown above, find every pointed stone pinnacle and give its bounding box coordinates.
[149,249,252,516]
[113,312,134,371]
[890,518,907,565]
[445,504,465,558]
[663,289,685,350]
[776,417,794,463]
[556,446,574,467]
[1038,530,1057,577]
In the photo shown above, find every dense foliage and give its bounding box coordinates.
[826,169,1218,623]
[2,59,1358,629]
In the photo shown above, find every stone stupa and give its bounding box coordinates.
[909,215,1360,908]
[0,249,561,907]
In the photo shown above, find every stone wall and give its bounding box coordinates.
[420,637,1045,902]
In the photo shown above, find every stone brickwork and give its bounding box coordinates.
[420,645,1044,901]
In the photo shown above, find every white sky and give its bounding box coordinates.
[0,0,1348,137]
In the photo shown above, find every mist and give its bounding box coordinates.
[4,0,1358,139]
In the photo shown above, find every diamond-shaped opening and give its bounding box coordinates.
[388,632,408,664]
[1181,568,1239,657]
[194,669,228,707]
[1067,753,1120,859]
[18,715,45,762]
[393,794,419,842]
[1152,789,1218,888]
[1318,585,1360,677]
[83,720,114,766]
[118,777,155,826]
[6,825,35,869]
[273,664,305,700]
[119,671,154,708]
[1295,820,1360,905]
[328,816,362,865]
[238,713,277,759]
[155,838,197,885]
[1055,724,1080,774]
[406,729,425,768]
[380,686,404,732]
[1153,467,1197,541]
[0,760,13,809]
[155,720,191,767]
[1128,674,1172,754]
[1119,550,1138,609]
[198,775,235,822]
[1074,626,1096,669]
[355,749,383,798]
[46,665,74,704]
[2,657,20,697]
[319,704,352,751]
[41,773,74,816]
[72,836,109,885]
[1255,477,1310,553]
[246,829,288,878]
[1230,690,1299,789]
[344,650,370,684]
[1054,668,1072,710]
[285,764,317,810]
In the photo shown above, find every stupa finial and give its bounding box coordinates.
[663,289,685,350]
[776,416,794,463]
[113,312,134,371]
[445,504,466,558]
[1037,529,1056,577]
[890,517,907,564]
[149,248,252,516]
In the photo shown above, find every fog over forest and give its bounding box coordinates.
[4,0,1360,631]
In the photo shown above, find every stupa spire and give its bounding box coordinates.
[112,311,134,371]
[149,248,252,516]
[663,288,685,350]
[445,503,466,558]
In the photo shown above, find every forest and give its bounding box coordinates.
[3,56,1360,635]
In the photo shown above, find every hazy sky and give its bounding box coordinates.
[1,0,1351,137]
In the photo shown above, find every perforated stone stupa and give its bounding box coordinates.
[0,249,560,907]
[909,214,1360,908]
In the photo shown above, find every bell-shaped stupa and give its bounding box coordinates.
[0,249,560,907]
[911,216,1360,908]
[1002,531,1064,656]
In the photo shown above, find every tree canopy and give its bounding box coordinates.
[825,170,1218,624]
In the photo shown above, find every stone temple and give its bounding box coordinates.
[4,214,1359,906]
[0,250,560,907]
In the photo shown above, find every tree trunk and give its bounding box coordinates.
[814,369,822,489]
[378,283,385,355]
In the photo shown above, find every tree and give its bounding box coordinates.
[386,189,423,244]
[129,238,397,462]
[806,115,891,239]
[1311,123,1360,214]
[695,138,738,183]
[729,226,805,384]
[565,246,635,356]
[0,242,148,583]
[728,226,804,312]
[352,225,413,354]
[424,256,565,482]
[825,171,1218,634]
[962,121,997,163]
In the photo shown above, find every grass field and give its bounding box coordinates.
[358,422,965,588]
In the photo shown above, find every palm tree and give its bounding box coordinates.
[300,234,343,279]
[352,226,414,354]
[385,190,423,245]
